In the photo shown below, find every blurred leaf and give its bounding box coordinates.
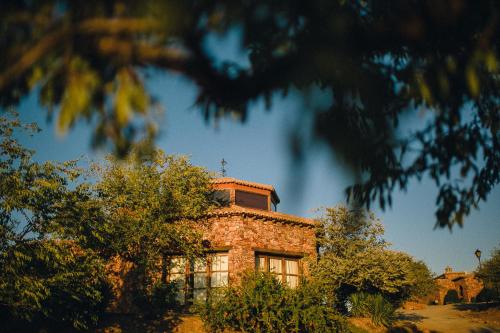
[466,65,480,97]
[57,58,99,135]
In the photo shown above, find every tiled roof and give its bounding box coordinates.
[212,177,274,191]
[207,206,316,227]
[211,177,280,203]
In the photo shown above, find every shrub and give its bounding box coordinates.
[149,281,180,310]
[477,248,500,302]
[476,287,499,302]
[198,272,347,333]
[349,292,369,317]
[0,241,111,331]
[130,279,181,318]
[348,292,395,327]
[369,294,395,327]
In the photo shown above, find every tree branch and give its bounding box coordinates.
[0,17,168,90]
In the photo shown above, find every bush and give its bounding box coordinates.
[150,281,180,309]
[138,281,180,317]
[476,287,499,302]
[198,272,347,333]
[477,248,500,302]
[348,292,395,327]
[0,241,110,331]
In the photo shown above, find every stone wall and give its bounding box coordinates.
[200,212,317,282]
[434,271,484,304]
[453,276,484,302]
[106,210,317,312]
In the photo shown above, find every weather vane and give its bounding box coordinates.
[220,158,228,177]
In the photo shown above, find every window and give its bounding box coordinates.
[169,257,187,304]
[167,253,229,304]
[256,254,300,288]
[193,258,208,302]
[212,190,230,207]
[211,254,229,288]
[235,190,268,210]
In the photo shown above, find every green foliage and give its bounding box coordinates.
[0,114,110,330]
[0,114,213,327]
[198,272,347,333]
[349,292,368,317]
[368,294,395,328]
[149,281,179,310]
[312,206,435,309]
[477,247,500,301]
[313,207,395,303]
[348,293,395,328]
[476,288,499,303]
[0,240,110,330]
[0,1,499,227]
[82,152,212,257]
[133,281,180,318]
[405,260,437,301]
[52,149,214,310]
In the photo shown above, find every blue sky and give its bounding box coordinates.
[13,29,500,275]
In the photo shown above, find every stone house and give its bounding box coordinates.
[434,266,483,304]
[167,177,317,304]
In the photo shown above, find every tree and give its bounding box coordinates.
[406,259,436,301]
[0,240,110,330]
[51,150,215,311]
[0,114,109,330]
[0,0,500,227]
[0,114,215,327]
[0,1,498,228]
[55,151,213,260]
[476,247,500,301]
[312,206,435,307]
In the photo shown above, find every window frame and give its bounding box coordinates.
[167,252,229,304]
[255,253,302,288]
[235,189,269,210]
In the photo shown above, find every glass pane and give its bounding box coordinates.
[193,288,207,302]
[235,190,268,210]
[258,257,266,271]
[269,258,282,273]
[211,272,229,287]
[286,260,299,275]
[273,274,283,283]
[286,275,299,288]
[194,258,207,272]
[212,255,228,271]
[170,257,185,274]
[170,273,184,301]
[194,272,207,288]
[170,273,184,284]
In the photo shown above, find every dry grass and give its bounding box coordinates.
[96,313,205,333]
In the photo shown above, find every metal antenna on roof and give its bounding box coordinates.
[220,158,228,177]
